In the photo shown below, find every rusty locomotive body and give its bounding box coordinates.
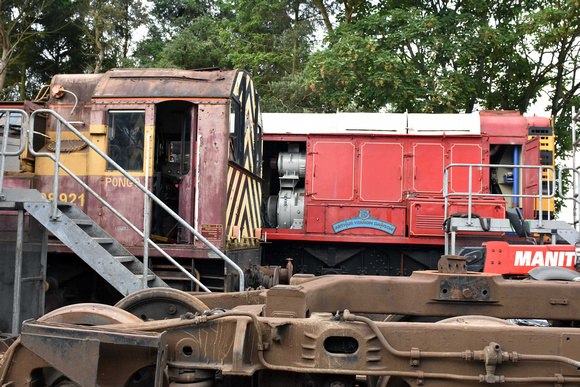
[1,68,263,307]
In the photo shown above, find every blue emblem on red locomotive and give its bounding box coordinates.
[332,209,396,234]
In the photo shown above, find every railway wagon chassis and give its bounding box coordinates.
[2,256,580,386]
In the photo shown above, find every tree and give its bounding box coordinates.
[526,0,580,155]
[133,0,228,69]
[305,0,580,118]
[134,0,320,112]
[24,0,86,97]
[77,0,147,73]
[223,0,317,109]
[0,0,52,96]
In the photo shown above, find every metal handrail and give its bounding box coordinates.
[443,163,557,253]
[559,167,580,205]
[0,109,28,199]
[20,109,244,292]
[444,163,555,224]
[559,168,580,230]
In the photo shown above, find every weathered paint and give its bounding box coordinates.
[27,68,262,258]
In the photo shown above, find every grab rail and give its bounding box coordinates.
[443,163,558,254]
[443,163,556,228]
[3,108,245,292]
[0,109,28,199]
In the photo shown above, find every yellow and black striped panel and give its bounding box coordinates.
[226,163,262,249]
[231,71,262,177]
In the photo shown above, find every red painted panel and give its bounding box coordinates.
[3,175,32,189]
[310,141,355,201]
[196,104,229,249]
[484,241,576,275]
[408,198,505,236]
[412,143,445,193]
[359,142,403,202]
[480,111,527,137]
[90,175,147,246]
[305,205,326,233]
[449,143,483,193]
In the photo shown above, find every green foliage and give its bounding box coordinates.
[2,0,579,130]
[306,0,548,113]
[134,0,318,112]
[153,17,230,69]
[262,70,329,113]
[0,0,53,97]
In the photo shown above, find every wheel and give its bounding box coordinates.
[39,303,143,325]
[115,287,209,320]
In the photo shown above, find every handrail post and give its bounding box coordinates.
[443,167,449,255]
[467,165,473,225]
[0,113,10,199]
[143,133,152,289]
[11,210,24,334]
[538,166,543,228]
[0,110,28,200]
[51,120,62,220]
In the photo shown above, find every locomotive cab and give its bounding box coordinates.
[6,68,263,297]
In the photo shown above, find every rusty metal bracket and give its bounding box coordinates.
[20,320,167,386]
[438,255,467,274]
[22,333,100,386]
[439,276,492,301]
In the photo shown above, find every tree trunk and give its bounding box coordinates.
[0,25,10,93]
[550,40,567,119]
[313,0,333,33]
[20,62,26,100]
[293,2,299,74]
[94,25,103,74]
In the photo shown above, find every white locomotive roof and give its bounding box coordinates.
[261,111,482,135]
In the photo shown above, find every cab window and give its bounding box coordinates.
[107,110,145,171]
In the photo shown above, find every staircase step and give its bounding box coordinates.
[93,237,114,244]
[114,255,135,263]
[71,218,93,226]
[135,274,156,282]
[23,191,171,295]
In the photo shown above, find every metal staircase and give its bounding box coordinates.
[2,188,168,296]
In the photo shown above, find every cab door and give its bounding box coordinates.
[152,101,197,244]
[522,136,540,219]
[99,108,149,246]
[177,106,197,243]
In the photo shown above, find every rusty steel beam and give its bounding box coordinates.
[262,271,580,320]
[3,268,580,386]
